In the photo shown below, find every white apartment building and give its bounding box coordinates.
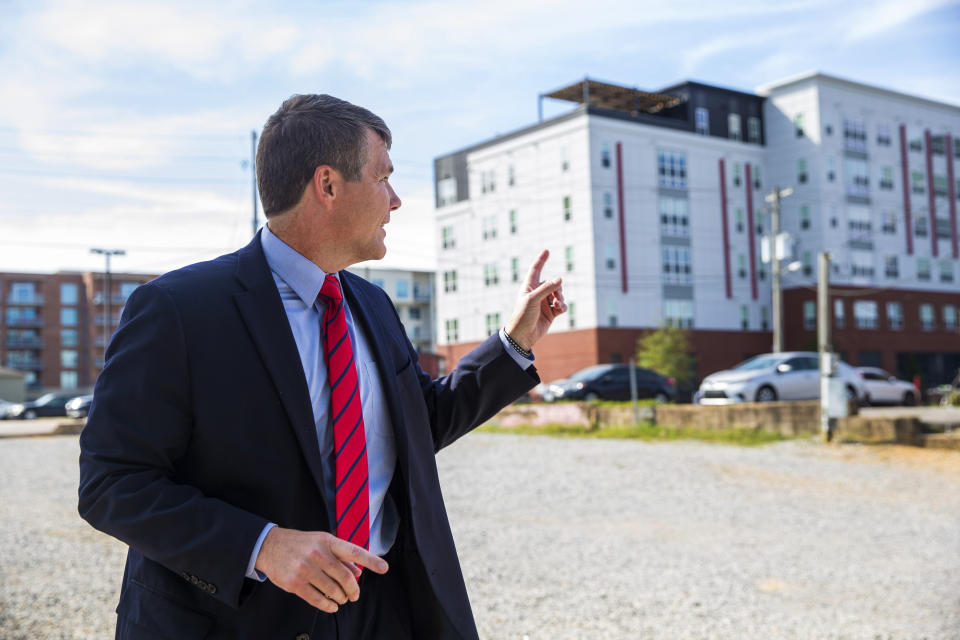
[434,75,960,387]
[346,265,435,353]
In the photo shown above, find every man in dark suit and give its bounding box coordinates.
[78,94,566,639]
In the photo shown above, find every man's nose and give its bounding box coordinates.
[388,184,401,211]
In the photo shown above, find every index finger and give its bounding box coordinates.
[524,249,550,289]
[330,539,389,574]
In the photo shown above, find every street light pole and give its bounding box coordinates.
[90,248,126,367]
[817,251,833,441]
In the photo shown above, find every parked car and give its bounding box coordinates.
[697,352,866,405]
[0,398,13,420]
[855,367,918,406]
[541,364,676,403]
[65,394,94,418]
[6,392,78,419]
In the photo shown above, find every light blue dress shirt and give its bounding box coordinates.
[246,225,532,579]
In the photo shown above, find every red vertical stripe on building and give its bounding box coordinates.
[718,159,732,299]
[616,142,628,293]
[899,124,913,255]
[925,129,938,257]
[947,134,959,259]
[745,163,757,300]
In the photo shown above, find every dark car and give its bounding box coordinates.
[65,394,94,419]
[7,393,78,419]
[542,364,676,403]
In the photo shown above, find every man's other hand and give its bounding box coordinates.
[254,526,388,613]
[505,249,567,352]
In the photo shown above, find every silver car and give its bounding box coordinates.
[855,367,918,406]
[697,351,866,404]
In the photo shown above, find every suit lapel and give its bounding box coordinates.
[340,273,412,480]
[232,234,330,518]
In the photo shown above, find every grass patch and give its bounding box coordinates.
[477,421,791,446]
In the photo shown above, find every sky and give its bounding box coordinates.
[0,0,958,276]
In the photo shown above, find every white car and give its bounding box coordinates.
[855,367,918,406]
[697,351,866,405]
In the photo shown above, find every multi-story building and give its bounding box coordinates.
[345,266,436,354]
[433,74,960,388]
[0,271,156,394]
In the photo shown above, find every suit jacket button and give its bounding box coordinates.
[295,634,310,640]
[208,584,217,594]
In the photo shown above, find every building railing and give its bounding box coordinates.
[92,293,129,305]
[5,294,44,305]
[5,360,44,371]
[5,317,44,328]
[6,337,44,348]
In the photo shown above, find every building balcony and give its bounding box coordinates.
[5,294,44,305]
[5,317,44,328]
[6,336,44,348]
[92,293,129,305]
[5,360,44,371]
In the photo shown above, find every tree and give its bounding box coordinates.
[636,325,695,385]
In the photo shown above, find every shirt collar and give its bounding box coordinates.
[260,223,338,306]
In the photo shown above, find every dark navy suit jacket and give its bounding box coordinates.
[78,233,538,639]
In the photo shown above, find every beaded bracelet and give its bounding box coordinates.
[503,329,532,359]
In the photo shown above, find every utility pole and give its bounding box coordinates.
[764,186,793,353]
[251,129,259,236]
[90,248,126,367]
[817,251,833,441]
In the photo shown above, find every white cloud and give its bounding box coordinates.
[843,0,958,43]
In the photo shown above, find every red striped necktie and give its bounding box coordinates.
[318,275,370,550]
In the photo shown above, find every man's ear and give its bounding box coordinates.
[312,165,337,201]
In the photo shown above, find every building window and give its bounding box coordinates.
[880,166,894,190]
[565,247,574,272]
[909,137,923,152]
[920,304,936,331]
[608,300,618,328]
[733,163,742,187]
[657,150,687,189]
[794,113,804,137]
[735,208,744,233]
[61,350,78,368]
[797,158,807,184]
[441,226,455,249]
[568,301,576,329]
[943,305,957,331]
[663,247,692,284]
[482,215,497,240]
[911,171,925,194]
[605,244,616,270]
[760,306,769,330]
[800,205,810,230]
[851,250,874,278]
[757,257,766,281]
[561,146,569,172]
[917,258,931,281]
[915,215,928,237]
[508,164,515,187]
[659,196,689,237]
[695,108,709,135]
[823,114,833,136]
[603,192,614,219]
[844,119,867,152]
[563,195,572,221]
[934,175,949,197]
[511,257,520,283]
[664,299,694,328]
[60,308,77,326]
[483,263,499,287]
[848,205,872,236]
[408,306,421,320]
[737,254,747,279]
[748,117,761,143]
[485,313,501,337]
[740,305,749,330]
[846,157,870,197]
[437,177,457,207]
[508,209,517,235]
[443,270,457,293]
[753,165,762,189]
[601,142,611,168]
[854,301,878,329]
[884,255,899,279]
[826,156,835,182]
[396,280,409,299]
[940,259,955,283]
[881,210,896,234]
[802,251,813,276]
[834,299,845,329]
[876,124,891,146]
[60,371,78,390]
[60,283,78,305]
[444,319,459,343]
[728,114,741,141]
[803,301,816,330]
[886,302,903,330]
[61,329,78,347]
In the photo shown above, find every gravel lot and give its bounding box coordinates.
[1,433,958,639]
